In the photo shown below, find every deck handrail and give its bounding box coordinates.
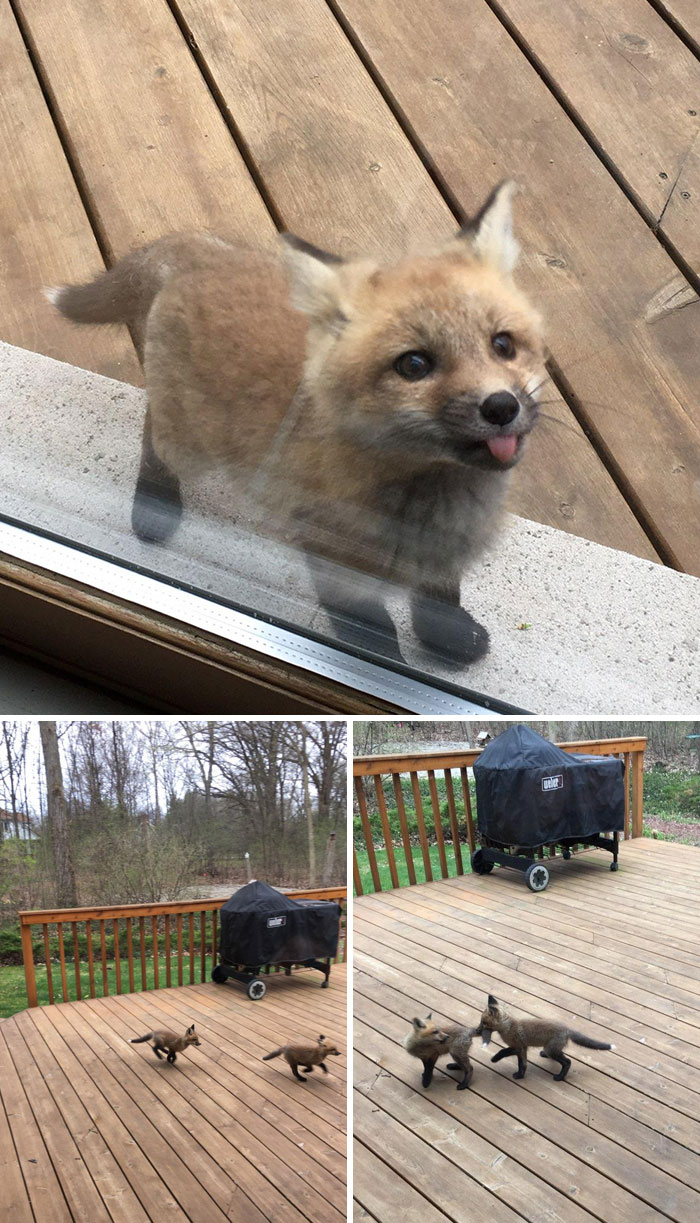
[353,737,646,894]
[19,886,347,1009]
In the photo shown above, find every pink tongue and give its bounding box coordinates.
[487,435,518,463]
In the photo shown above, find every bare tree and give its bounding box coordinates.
[39,721,77,907]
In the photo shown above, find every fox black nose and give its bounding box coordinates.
[480,392,519,425]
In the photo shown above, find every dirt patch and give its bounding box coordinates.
[644,815,700,846]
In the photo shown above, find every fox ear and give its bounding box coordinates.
[319,1034,326,1041]
[187,1024,195,1034]
[281,234,347,330]
[457,181,519,275]
[487,995,499,1015]
[412,1017,425,1030]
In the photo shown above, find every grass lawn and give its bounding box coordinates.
[0,952,217,1018]
[355,843,470,894]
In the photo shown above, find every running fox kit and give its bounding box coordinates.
[50,182,546,665]
[262,1035,341,1082]
[130,1024,201,1063]
[476,994,615,1080]
[404,1014,475,1090]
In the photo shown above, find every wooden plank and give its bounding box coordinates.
[442,769,464,874]
[152,916,159,989]
[0,1086,35,1223]
[169,0,658,559]
[165,914,172,988]
[493,0,700,271]
[372,775,399,888]
[355,776,382,892]
[332,0,700,573]
[353,738,648,774]
[0,3,138,382]
[409,772,433,882]
[391,774,416,885]
[200,910,207,982]
[426,770,448,878]
[20,887,345,926]
[99,920,108,996]
[176,914,184,987]
[653,0,700,49]
[632,748,645,837]
[139,917,147,991]
[188,912,195,985]
[14,0,275,259]
[354,1140,453,1223]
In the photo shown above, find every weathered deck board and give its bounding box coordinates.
[492,0,700,273]
[0,968,346,1222]
[0,4,139,382]
[166,0,658,559]
[655,0,700,48]
[332,0,700,573]
[354,839,700,1222]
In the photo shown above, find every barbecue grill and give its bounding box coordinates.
[471,725,625,891]
[211,880,341,999]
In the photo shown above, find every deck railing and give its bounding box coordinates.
[353,737,646,894]
[19,886,347,1008]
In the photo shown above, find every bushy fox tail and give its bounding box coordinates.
[46,239,175,335]
[130,1033,153,1044]
[570,1032,614,1051]
[262,1048,282,1061]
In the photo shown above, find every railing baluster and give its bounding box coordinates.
[86,922,95,998]
[352,849,364,897]
[443,770,464,875]
[57,924,68,1002]
[113,920,122,994]
[151,917,159,989]
[200,911,207,982]
[139,917,147,991]
[623,752,631,839]
[72,922,82,1000]
[126,918,135,993]
[212,911,217,968]
[392,774,416,885]
[372,775,398,888]
[189,913,195,984]
[176,915,184,987]
[42,924,54,1005]
[631,748,644,837]
[99,921,108,996]
[427,770,448,878]
[459,767,476,854]
[410,771,432,881]
[354,776,381,892]
[165,915,171,987]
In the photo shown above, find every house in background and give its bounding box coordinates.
[0,808,34,841]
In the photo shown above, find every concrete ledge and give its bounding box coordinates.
[1,340,698,712]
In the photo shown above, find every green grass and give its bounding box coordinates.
[355,843,469,894]
[0,952,216,1018]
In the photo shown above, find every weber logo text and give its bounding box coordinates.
[542,774,564,792]
[266,916,286,928]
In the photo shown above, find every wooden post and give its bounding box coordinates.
[631,749,644,838]
[20,919,38,1008]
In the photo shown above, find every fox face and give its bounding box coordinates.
[283,182,546,473]
[318,1035,341,1057]
[404,1014,451,1049]
[185,1024,201,1048]
[475,994,506,1046]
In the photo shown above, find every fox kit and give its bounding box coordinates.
[50,182,545,665]
[262,1034,341,1082]
[476,995,614,1081]
[130,1023,201,1063]
[404,1014,475,1090]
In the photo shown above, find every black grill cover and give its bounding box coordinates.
[473,725,625,847]
[218,881,341,966]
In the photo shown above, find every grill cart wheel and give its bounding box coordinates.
[247,978,266,1000]
[471,849,494,875]
[525,863,549,892]
[610,862,619,872]
[211,965,228,984]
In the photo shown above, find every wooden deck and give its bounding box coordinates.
[3,1,700,570]
[0,965,346,1222]
[354,838,700,1222]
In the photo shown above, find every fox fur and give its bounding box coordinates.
[49,182,546,665]
[404,1014,475,1090]
[476,994,615,1081]
[129,1023,201,1063]
[262,1034,341,1082]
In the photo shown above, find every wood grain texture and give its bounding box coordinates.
[13,0,275,257]
[492,0,700,273]
[354,839,700,1221]
[333,0,700,572]
[0,971,346,1223]
[0,4,139,381]
[654,0,700,48]
[170,0,658,558]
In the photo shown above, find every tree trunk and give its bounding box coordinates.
[321,832,336,886]
[300,727,316,888]
[39,722,78,908]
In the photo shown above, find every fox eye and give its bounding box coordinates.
[394,350,434,380]
[491,331,516,360]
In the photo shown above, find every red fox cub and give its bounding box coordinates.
[262,1035,341,1082]
[404,1014,475,1090]
[130,1023,201,1064]
[476,995,615,1081]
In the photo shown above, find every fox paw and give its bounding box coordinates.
[411,597,489,666]
[512,1071,525,1079]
